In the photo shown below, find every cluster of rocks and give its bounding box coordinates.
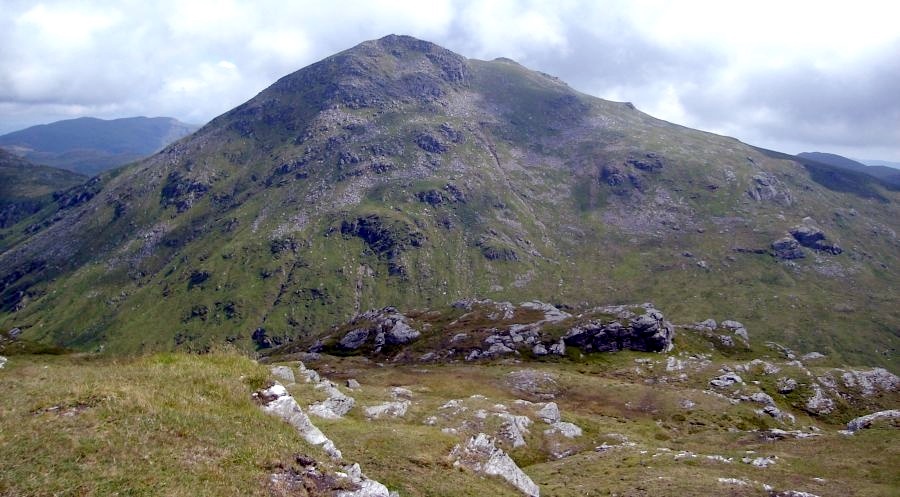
[258,364,400,496]
[255,382,343,460]
[336,307,421,352]
[333,300,677,363]
[684,318,750,347]
[562,304,674,353]
[450,433,540,497]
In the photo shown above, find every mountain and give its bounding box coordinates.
[862,159,900,170]
[0,149,86,230]
[0,35,897,368]
[798,151,900,187]
[0,116,198,176]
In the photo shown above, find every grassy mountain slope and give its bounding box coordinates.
[0,149,87,229]
[0,35,897,369]
[0,116,198,175]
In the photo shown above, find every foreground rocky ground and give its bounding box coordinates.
[0,303,897,496]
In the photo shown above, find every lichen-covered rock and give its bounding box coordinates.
[506,370,559,400]
[340,328,370,349]
[254,383,342,460]
[270,365,296,384]
[721,320,749,342]
[450,433,540,496]
[805,386,834,415]
[536,402,561,424]
[841,368,898,396]
[748,173,793,205]
[845,410,900,432]
[497,413,532,448]
[710,373,743,388]
[364,400,411,419]
[545,421,582,438]
[309,381,356,419]
[777,377,798,394]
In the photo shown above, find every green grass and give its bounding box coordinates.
[0,350,305,497]
[1,349,897,496]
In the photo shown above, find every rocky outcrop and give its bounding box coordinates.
[254,383,342,460]
[747,173,793,206]
[790,224,842,255]
[340,215,424,275]
[450,433,540,496]
[256,382,395,497]
[336,307,421,352]
[563,306,674,353]
[845,410,900,432]
[841,368,898,396]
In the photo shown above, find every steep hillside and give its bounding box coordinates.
[0,149,86,229]
[0,35,897,368]
[0,116,198,175]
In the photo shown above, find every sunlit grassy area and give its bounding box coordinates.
[1,350,897,496]
[0,351,303,496]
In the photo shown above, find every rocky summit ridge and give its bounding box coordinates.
[0,35,897,369]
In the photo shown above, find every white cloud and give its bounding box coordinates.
[0,0,898,160]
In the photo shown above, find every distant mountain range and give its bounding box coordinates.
[0,116,198,176]
[861,159,900,170]
[797,152,900,187]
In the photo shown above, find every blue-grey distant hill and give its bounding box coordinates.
[797,151,900,188]
[0,116,199,176]
[861,159,900,170]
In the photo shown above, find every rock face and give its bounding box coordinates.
[450,433,540,497]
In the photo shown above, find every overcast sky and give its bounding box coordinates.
[2,0,898,161]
